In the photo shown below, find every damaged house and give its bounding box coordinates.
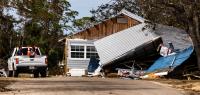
[61,9,193,77]
[61,9,146,76]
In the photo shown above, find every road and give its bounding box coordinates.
[1,77,186,95]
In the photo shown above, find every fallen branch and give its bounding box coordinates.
[183,74,200,79]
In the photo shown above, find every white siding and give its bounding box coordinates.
[67,60,90,69]
[67,39,95,69]
[94,23,160,66]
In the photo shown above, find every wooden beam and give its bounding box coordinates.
[108,19,114,34]
[94,24,100,31]
[94,24,100,39]
[104,22,108,36]
[103,21,108,27]
[110,18,115,23]
[86,29,91,39]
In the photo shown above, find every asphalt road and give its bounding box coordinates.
[1,77,186,95]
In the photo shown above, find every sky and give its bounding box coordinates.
[3,0,110,34]
[68,0,109,19]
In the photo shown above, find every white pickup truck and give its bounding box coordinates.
[7,47,47,77]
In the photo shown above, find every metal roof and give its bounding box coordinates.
[67,39,95,45]
[94,23,160,66]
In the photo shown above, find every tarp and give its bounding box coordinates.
[87,57,100,73]
[147,46,194,72]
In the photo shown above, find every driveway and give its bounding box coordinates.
[1,77,186,95]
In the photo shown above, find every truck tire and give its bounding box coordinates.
[14,70,19,77]
[40,69,47,77]
[34,70,39,78]
[8,71,13,77]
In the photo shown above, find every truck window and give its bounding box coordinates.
[35,48,40,55]
[15,48,26,56]
[15,47,41,56]
[21,48,28,55]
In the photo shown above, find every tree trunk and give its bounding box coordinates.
[192,37,200,70]
[189,11,200,69]
[194,47,200,68]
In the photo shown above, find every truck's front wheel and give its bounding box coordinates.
[34,70,39,78]
[9,64,19,77]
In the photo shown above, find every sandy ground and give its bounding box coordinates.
[0,77,189,95]
[156,79,200,95]
[0,78,13,92]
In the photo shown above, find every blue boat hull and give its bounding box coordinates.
[147,46,194,72]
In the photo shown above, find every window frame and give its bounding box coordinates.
[69,44,99,60]
[117,17,128,24]
[86,45,99,59]
[69,44,85,59]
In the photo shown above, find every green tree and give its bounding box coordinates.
[0,0,78,74]
[0,1,20,68]
[14,0,77,73]
[90,0,141,22]
[72,17,94,31]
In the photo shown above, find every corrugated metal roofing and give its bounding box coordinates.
[68,39,95,45]
[94,23,160,66]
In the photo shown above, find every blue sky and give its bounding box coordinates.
[68,0,109,18]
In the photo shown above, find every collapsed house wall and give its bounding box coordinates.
[94,23,161,66]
